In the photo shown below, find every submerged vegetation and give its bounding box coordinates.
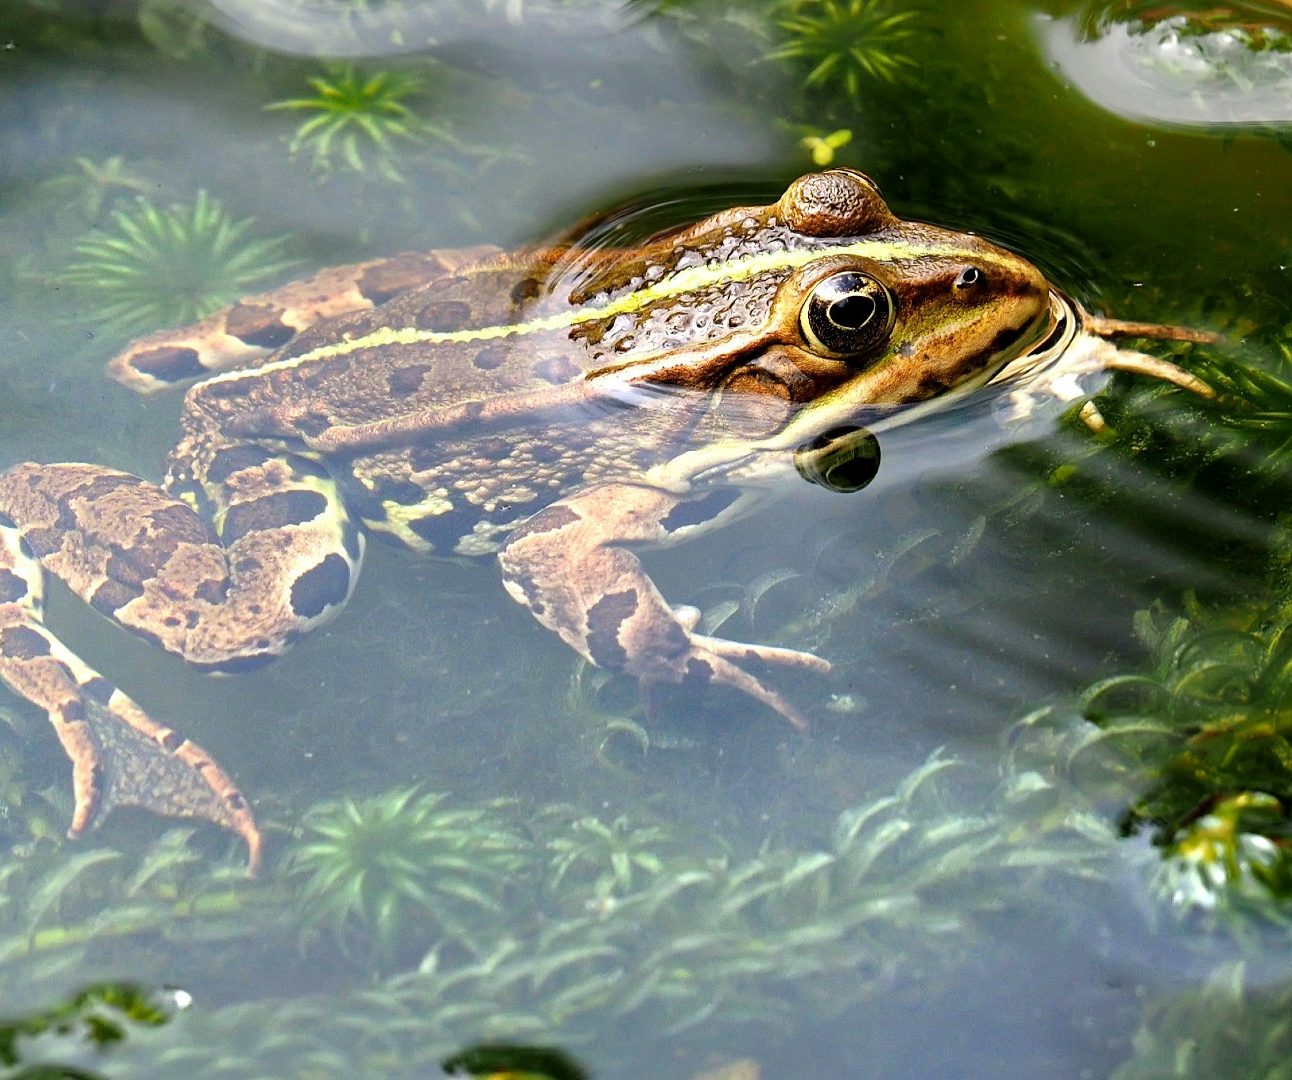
[0,981,176,1075]
[52,192,294,336]
[266,65,445,182]
[0,745,1121,1076]
[769,0,920,95]
[285,790,531,962]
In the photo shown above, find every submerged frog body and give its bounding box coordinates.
[0,170,1214,868]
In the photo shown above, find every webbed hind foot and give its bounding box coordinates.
[0,616,263,870]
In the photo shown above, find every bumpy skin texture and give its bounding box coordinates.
[5,169,1186,868]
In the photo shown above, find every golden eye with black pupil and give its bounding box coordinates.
[954,266,982,289]
[799,271,894,359]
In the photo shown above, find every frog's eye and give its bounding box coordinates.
[799,271,895,360]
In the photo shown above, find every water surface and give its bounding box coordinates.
[1,1,1290,1077]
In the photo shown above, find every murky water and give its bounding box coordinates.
[1,1,1291,1077]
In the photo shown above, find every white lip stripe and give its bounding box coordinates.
[202,240,1024,387]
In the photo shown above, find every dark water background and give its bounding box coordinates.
[1,1,1291,1077]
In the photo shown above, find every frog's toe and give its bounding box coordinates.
[3,639,265,871]
[63,689,263,872]
[689,633,832,675]
[647,648,813,733]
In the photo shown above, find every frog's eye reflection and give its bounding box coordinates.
[800,271,895,359]
[793,425,881,493]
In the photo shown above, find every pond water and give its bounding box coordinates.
[1,1,1291,1077]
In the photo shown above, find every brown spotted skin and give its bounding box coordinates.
[499,484,829,731]
[108,247,500,393]
[5,169,1195,867]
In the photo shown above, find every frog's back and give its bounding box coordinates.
[180,253,595,428]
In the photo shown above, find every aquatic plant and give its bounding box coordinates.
[37,156,154,222]
[1112,962,1292,1080]
[34,740,1118,1078]
[442,1042,589,1080]
[284,788,533,961]
[0,827,275,1001]
[53,191,294,336]
[136,0,217,60]
[799,126,853,166]
[1188,331,1292,481]
[0,981,175,1072]
[1070,592,1292,913]
[1151,792,1292,919]
[1083,607,1292,813]
[541,808,708,904]
[266,64,446,182]
[769,0,920,97]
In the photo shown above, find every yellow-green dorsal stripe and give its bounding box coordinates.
[205,239,1014,385]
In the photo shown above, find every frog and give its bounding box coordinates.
[0,169,1216,870]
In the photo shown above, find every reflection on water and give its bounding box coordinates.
[1,0,1291,1077]
[442,1042,590,1079]
[1039,0,1292,127]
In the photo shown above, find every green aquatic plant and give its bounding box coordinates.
[799,126,853,166]
[442,1042,589,1080]
[0,827,275,997]
[37,156,154,222]
[267,64,446,182]
[284,789,533,961]
[1151,791,1292,919]
[136,0,217,60]
[1112,962,1292,1080]
[19,744,1121,1077]
[769,0,920,97]
[985,325,1292,913]
[1073,597,1292,910]
[53,191,294,336]
[1189,330,1292,481]
[0,981,175,1072]
[541,808,708,904]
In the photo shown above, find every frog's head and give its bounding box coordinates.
[592,169,1056,444]
[771,169,1054,415]
[623,170,1218,496]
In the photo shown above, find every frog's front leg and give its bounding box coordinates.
[498,484,830,731]
[0,451,363,867]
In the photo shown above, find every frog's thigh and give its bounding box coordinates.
[0,458,363,669]
[498,483,830,731]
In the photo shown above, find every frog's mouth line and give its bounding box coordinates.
[983,290,1081,390]
[673,289,1217,491]
[663,292,1077,490]
[773,291,1079,447]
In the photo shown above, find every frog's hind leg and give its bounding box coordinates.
[499,483,831,733]
[0,454,363,868]
[108,245,500,394]
[0,513,263,867]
